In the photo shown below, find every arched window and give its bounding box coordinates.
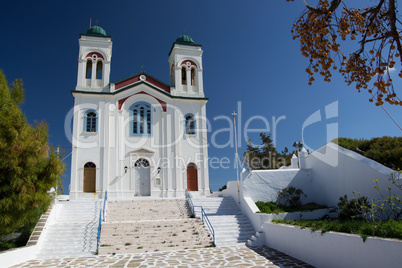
[134,158,150,167]
[96,60,103,79]
[85,59,92,79]
[181,66,187,85]
[185,114,196,135]
[131,102,152,136]
[84,162,96,168]
[85,110,98,132]
[191,67,196,86]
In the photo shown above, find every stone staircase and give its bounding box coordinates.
[37,199,102,258]
[98,199,212,254]
[191,196,258,247]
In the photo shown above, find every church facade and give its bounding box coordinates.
[69,26,210,199]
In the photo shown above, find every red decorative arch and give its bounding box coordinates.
[85,52,104,60]
[118,91,166,112]
[181,60,197,68]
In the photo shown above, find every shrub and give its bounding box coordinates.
[255,201,284,214]
[372,172,402,221]
[337,194,370,221]
[277,186,306,208]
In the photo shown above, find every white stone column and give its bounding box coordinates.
[200,103,209,194]
[91,60,96,87]
[186,68,191,93]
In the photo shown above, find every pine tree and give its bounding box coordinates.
[244,133,286,170]
[0,70,65,236]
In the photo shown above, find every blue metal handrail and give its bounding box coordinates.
[185,189,195,216]
[96,209,102,253]
[201,207,215,245]
[185,190,215,245]
[96,191,108,254]
[102,191,107,221]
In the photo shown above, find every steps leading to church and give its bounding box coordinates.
[98,199,213,254]
[37,199,102,258]
[191,196,256,247]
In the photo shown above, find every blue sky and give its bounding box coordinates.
[1,0,401,192]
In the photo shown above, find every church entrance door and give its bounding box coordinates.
[83,162,96,193]
[187,163,198,191]
[135,158,150,196]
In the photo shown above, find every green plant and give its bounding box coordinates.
[255,201,284,214]
[372,172,402,220]
[256,201,327,214]
[338,194,370,221]
[277,186,306,208]
[124,243,131,246]
[273,219,402,241]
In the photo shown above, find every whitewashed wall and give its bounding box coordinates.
[305,142,396,206]
[241,169,315,203]
[240,142,397,207]
[264,222,402,268]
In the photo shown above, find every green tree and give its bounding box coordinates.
[243,133,286,170]
[334,136,401,170]
[286,0,402,107]
[0,70,65,236]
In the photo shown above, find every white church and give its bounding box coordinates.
[69,25,210,199]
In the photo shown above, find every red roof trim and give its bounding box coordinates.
[115,74,170,93]
[118,91,167,112]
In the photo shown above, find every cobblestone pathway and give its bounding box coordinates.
[13,245,314,267]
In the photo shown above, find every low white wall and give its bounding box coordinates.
[264,222,402,268]
[258,208,336,223]
[222,181,240,207]
[0,245,39,268]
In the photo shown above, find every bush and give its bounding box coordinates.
[337,194,370,221]
[256,201,327,214]
[256,201,284,214]
[277,186,306,208]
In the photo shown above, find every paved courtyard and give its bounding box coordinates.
[13,245,314,267]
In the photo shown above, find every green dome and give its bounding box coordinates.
[86,26,107,36]
[175,35,195,45]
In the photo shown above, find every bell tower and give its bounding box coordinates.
[76,25,112,92]
[168,35,204,97]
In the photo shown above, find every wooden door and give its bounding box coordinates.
[83,163,96,192]
[187,163,198,191]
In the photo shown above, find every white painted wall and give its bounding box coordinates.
[240,142,397,208]
[241,168,315,203]
[305,142,396,206]
[264,222,402,268]
[0,245,39,268]
[221,142,401,267]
